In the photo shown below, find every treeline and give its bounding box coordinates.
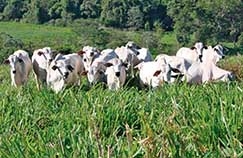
[0,0,243,46]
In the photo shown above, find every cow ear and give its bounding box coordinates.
[153,70,161,77]
[67,65,74,72]
[104,63,113,67]
[77,50,85,56]
[38,51,44,56]
[18,58,23,63]
[4,59,10,64]
[52,65,58,70]
[190,46,196,50]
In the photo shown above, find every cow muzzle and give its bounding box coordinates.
[115,72,120,77]
[63,72,69,79]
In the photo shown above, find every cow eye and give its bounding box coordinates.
[52,65,58,70]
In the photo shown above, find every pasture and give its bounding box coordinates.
[0,22,243,157]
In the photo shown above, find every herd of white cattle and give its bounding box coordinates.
[3,41,234,93]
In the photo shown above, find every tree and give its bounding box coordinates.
[80,0,101,18]
[100,0,128,28]
[127,6,144,30]
[2,0,27,21]
[0,0,7,12]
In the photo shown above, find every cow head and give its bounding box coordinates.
[87,62,106,85]
[5,54,25,75]
[213,44,225,59]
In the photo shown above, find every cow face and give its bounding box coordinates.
[87,63,106,84]
[37,48,53,63]
[213,44,225,59]
[51,61,74,81]
[194,42,204,57]
[5,55,24,75]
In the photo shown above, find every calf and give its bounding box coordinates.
[4,50,32,87]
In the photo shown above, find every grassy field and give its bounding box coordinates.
[0,22,78,49]
[0,22,243,157]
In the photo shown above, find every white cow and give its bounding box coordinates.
[47,53,85,93]
[176,42,205,62]
[86,49,118,85]
[135,60,174,88]
[125,41,153,62]
[4,50,32,87]
[114,46,140,77]
[186,46,234,84]
[155,54,191,82]
[105,58,127,90]
[77,46,100,72]
[32,47,54,90]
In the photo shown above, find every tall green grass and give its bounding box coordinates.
[0,64,242,157]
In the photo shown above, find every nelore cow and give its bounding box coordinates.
[186,46,234,84]
[155,54,191,82]
[4,50,32,87]
[84,48,119,85]
[47,53,85,93]
[105,58,127,90]
[135,59,182,88]
[32,47,54,90]
[176,42,205,63]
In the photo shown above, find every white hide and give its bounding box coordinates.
[155,54,190,82]
[176,42,204,62]
[86,49,118,85]
[5,50,32,87]
[79,46,100,71]
[136,60,172,88]
[32,47,53,90]
[186,46,233,84]
[105,58,126,90]
[125,41,153,62]
[47,53,84,93]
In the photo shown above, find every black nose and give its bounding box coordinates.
[12,70,16,74]
[64,72,69,78]
[115,72,120,77]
